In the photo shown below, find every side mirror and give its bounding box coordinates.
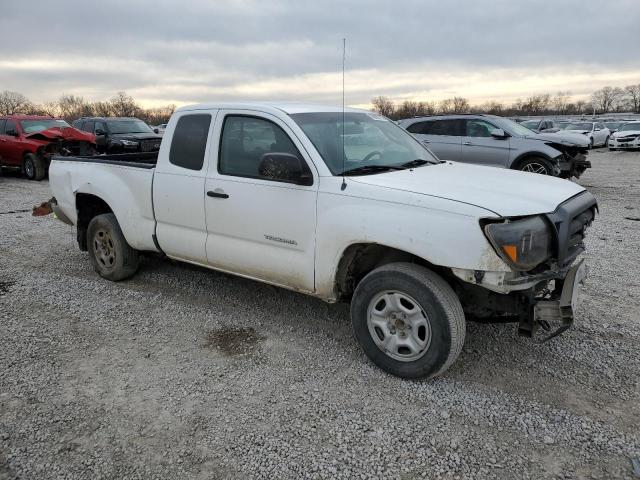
[490,128,508,139]
[258,152,312,186]
[5,129,18,137]
[95,129,106,136]
[153,128,159,134]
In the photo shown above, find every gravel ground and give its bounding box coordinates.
[1,148,639,480]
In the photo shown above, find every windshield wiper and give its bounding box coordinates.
[341,165,405,176]
[401,159,434,168]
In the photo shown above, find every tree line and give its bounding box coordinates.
[0,91,175,126]
[372,84,640,120]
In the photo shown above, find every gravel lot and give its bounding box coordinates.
[1,149,639,480]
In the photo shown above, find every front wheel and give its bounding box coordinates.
[516,156,554,175]
[350,263,466,379]
[87,213,139,281]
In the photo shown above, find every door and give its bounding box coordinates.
[153,111,217,264]
[93,121,108,151]
[0,119,22,166]
[460,118,511,167]
[595,122,607,145]
[406,119,462,161]
[204,111,318,292]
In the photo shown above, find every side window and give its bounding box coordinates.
[84,121,95,133]
[406,121,430,134]
[0,119,6,135]
[219,115,307,182]
[169,114,212,171]
[72,120,82,128]
[465,119,498,137]
[430,119,462,136]
[94,121,106,133]
[596,122,605,130]
[5,120,16,134]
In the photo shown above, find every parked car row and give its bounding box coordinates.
[0,114,163,179]
[398,114,591,178]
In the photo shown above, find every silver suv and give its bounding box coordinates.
[398,114,591,178]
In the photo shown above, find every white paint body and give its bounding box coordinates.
[49,102,587,301]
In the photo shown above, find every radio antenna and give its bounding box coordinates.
[340,38,347,191]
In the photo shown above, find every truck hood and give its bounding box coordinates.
[525,131,590,148]
[26,127,95,144]
[110,132,163,141]
[349,162,585,217]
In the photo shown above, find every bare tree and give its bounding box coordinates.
[451,97,470,113]
[591,86,623,113]
[480,101,504,115]
[0,91,32,115]
[371,96,395,118]
[625,84,640,113]
[110,91,139,117]
[438,98,453,114]
[552,91,571,115]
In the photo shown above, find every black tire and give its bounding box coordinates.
[350,263,466,379]
[589,138,594,149]
[515,156,554,175]
[23,153,46,181]
[87,213,139,281]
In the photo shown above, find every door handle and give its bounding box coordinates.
[0,139,6,142]
[463,141,472,146]
[207,190,229,199]
[422,139,430,144]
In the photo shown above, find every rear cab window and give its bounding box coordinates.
[169,114,212,171]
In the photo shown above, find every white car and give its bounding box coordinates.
[48,102,597,379]
[608,121,640,150]
[564,121,610,148]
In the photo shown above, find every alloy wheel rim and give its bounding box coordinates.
[366,291,432,362]
[521,162,547,174]
[25,160,34,177]
[93,229,116,269]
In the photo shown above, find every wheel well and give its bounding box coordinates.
[76,194,113,251]
[334,243,447,301]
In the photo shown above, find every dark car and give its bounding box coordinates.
[72,117,162,154]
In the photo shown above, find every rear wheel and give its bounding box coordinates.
[516,156,554,175]
[87,213,139,281]
[350,263,466,379]
[23,153,46,181]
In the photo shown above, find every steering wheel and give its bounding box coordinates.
[363,151,382,162]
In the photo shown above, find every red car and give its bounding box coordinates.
[0,115,96,180]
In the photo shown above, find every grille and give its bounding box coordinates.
[617,135,639,142]
[140,139,161,152]
[545,191,597,266]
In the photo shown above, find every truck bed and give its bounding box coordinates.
[51,152,158,169]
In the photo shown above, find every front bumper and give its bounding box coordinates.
[609,138,640,149]
[558,152,591,178]
[525,259,586,340]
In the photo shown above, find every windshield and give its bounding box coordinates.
[566,123,593,131]
[106,119,154,134]
[494,117,537,136]
[20,119,71,134]
[619,123,640,132]
[521,120,539,129]
[290,112,437,175]
[604,122,622,129]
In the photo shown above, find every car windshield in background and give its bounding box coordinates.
[619,123,640,132]
[521,120,539,129]
[291,112,437,175]
[605,122,622,129]
[566,123,593,131]
[107,120,154,134]
[20,119,71,133]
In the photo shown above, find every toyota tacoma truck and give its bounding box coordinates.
[48,103,597,379]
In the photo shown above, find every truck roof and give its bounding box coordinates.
[176,102,367,115]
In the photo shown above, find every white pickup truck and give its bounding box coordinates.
[49,102,597,379]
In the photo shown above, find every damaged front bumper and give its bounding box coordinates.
[558,152,591,179]
[453,259,587,341]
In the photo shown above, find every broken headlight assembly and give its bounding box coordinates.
[483,216,553,271]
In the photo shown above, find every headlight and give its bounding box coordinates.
[483,216,552,270]
[120,139,138,146]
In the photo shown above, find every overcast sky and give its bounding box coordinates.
[2,0,639,108]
